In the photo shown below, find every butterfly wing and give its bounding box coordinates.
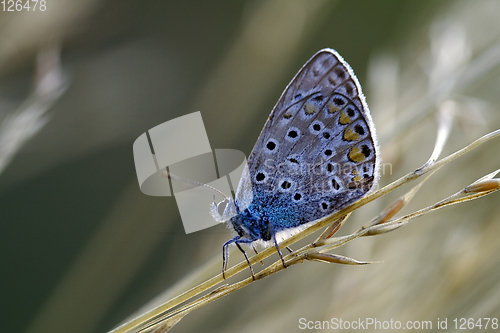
[235,49,380,233]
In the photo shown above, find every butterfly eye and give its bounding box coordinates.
[320,201,329,211]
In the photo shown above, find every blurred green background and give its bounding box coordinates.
[1,1,499,332]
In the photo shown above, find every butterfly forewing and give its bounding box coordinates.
[236,49,379,231]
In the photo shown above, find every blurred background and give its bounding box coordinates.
[1,0,499,332]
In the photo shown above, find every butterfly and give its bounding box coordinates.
[211,49,380,279]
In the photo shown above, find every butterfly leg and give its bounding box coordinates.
[222,237,256,280]
[222,236,239,279]
[273,234,287,269]
[267,223,286,269]
[235,241,256,280]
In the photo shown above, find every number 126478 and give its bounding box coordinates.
[2,0,46,11]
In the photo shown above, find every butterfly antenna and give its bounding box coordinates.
[161,170,229,200]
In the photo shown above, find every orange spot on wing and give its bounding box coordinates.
[343,127,360,141]
[305,103,317,115]
[328,103,340,114]
[339,111,352,124]
[348,146,365,163]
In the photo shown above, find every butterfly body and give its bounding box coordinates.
[212,49,380,277]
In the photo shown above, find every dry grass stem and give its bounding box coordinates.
[109,127,500,333]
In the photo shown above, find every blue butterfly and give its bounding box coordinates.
[211,49,380,279]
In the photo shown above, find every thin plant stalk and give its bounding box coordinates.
[109,128,500,333]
